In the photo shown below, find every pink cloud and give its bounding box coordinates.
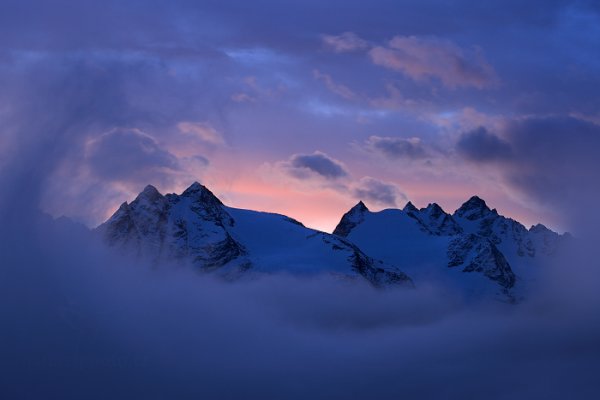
[322,32,369,53]
[231,92,256,103]
[313,69,357,100]
[369,36,498,89]
[177,121,225,145]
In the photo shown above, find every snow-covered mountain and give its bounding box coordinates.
[97,183,412,287]
[333,196,568,300]
[98,182,567,299]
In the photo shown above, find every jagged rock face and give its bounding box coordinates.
[529,224,564,256]
[405,203,463,236]
[452,198,564,259]
[98,183,412,287]
[448,234,515,289]
[333,201,368,237]
[99,183,250,271]
[177,182,233,227]
[103,185,170,256]
[481,216,535,257]
[454,196,497,221]
[317,232,412,287]
[403,201,419,213]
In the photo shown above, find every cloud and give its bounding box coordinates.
[369,35,498,88]
[322,32,369,53]
[366,135,428,160]
[455,116,600,232]
[231,92,256,103]
[313,69,357,100]
[502,116,600,226]
[285,151,349,180]
[272,152,402,209]
[177,121,225,145]
[456,126,512,161]
[351,176,404,206]
[86,128,181,185]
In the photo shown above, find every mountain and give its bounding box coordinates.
[333,196,568,300]
[98,183,566,299]
[97,183,412,287]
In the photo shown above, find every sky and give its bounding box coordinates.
[1,0,600,232]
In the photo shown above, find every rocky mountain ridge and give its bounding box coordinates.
[333,195,568,299]
[98,182,567,299]
[98,183,412,287]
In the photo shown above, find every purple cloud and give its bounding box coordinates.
[369,35,498,88]
[287,151,349,180]
[322,32,369,53]
[456,126,512,161]
[366,135,428,160]
[351,177,404,206]
[455,116,600,231]
[313,69,357,100]
[87,128,181,185]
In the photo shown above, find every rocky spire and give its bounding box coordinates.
[181,181,224,206]
[454,195,494,220]
[403,201,418,213]
[333,201,369,237]
[135,184,163,202]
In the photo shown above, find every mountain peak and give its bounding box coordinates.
[424,202,444,215]
[333,201,369,237]
[352,200,369,212]
[403,201,418,213]
[142,184,160,195]
[454,195,493,220]
[134,184,163,203]
[465,195,487,208]
[530,223,550,233]
[182,181,205,195]
[180,181,223,204]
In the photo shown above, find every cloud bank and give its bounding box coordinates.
[1,206,599,400]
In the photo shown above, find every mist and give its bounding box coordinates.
[1,181,599,399]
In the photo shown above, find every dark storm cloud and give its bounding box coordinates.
[351,177,404,206]
[456,116,600,231]
[366,135,428,160]
[87,128,180,185]
[0,53,225,225]
[288,151,349,179]
[456,126,513,161]
[503,116,600,224]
